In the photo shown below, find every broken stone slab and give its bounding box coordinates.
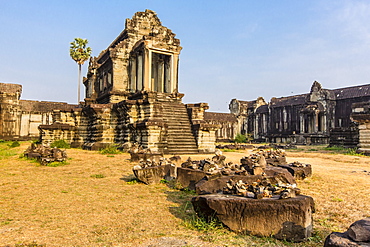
[24,152,41,159]
[195,175,264,195]
[133,164,176,185]
[176,167,207,191]
[348,218,370,242]
[24,144,67,165]
[266,157,287,166]
[324,218,370,247]
[192,194,314,242]
[130,152,163,162]
[278,163,312,180]
[265,167,296,185]
[324,232,366,247]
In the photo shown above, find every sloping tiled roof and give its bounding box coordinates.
[204,112,237,122]
[331,84,370,100]
[20,100,78,112]
[270,94,308,107]
[255,104,269,113]
[237,100,256,108]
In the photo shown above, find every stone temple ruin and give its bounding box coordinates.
[0,10,219,154]
[39,9,219,154]
[228,81,370,150]
[1,9,370,155]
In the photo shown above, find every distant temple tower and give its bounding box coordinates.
[84,9,182,104]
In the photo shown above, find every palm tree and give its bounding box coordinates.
[69,38,92,104]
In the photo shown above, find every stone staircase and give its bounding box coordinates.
[160,101,199,154]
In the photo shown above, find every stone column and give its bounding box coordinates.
[314,110,319,133]
[143,49,151,91]
[300,114,304,133]
[351,102,370,155]
[172,53,180,93]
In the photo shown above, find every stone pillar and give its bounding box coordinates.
[254,115,259,139]
[144,49,151,91]
[172,53,180,93]
[314,110,319,133]
[0,83,22,140]
[186,103,220,153]
[351,102,370,155]
[300,114,304,133]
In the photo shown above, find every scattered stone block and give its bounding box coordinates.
[168,155,182,166]
[176,167,207,190]
[324,218,370,247]
[266,157,287,166]
[24,143,67,165]
[130,152,163,162]
[278,162,312,180]
[265,167,296,185]
[133,164,176,185]
[192,194,314,242]
[195,175,264,195]
[348,218,370,242]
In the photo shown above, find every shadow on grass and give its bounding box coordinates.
[164,190,197,221]
[120,174,138,182]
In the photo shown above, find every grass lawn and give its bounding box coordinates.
[0,141,369,246]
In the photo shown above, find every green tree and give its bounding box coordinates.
[69,38,92,103]
[234,133,247,143]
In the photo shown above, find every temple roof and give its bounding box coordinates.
[204,112,237,122]
[270,94,308,107]
[20,100,78,112]
[331,84,370,100]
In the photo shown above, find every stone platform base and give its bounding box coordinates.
[192,194,315,242]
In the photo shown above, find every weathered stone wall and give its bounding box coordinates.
[204,112,237,142]
[225,81,370,145]
[187,103,219,153]
[351,102,370,155]
[0,83,22,139]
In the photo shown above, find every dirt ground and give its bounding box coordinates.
[0,143,369,246]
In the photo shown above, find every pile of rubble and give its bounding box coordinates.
[216,144,254,150]
[24,143,67,165]
[223,178,300,199]
[128,143,164,162]
[131,148,314,242]
[132,156,181,184]
[256,148,287,166]
[132,149,311,187]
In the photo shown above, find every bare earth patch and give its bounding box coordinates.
[0,143,369,246]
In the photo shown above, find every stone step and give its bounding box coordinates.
[167,149,199,155]
[159,101,198,154]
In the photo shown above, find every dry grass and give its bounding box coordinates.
[0,142,369,246]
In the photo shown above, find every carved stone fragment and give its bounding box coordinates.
[192,194,314,242]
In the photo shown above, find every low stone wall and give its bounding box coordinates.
[38,122,75,145]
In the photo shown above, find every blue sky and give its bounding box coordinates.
[1,0,370,112]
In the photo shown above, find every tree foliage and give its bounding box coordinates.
[234,133,247,143]
[69,38,92,103]
[69,38,92,65]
